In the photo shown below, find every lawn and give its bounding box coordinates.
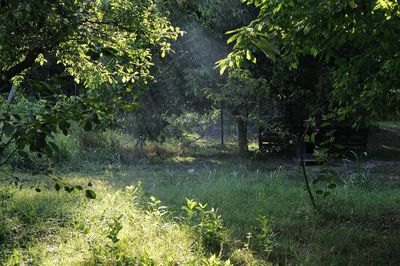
[1,137,399,265]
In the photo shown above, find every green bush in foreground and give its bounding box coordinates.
[0,181,268,265]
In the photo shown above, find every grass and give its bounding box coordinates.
[0,179,243,265]
[375,121,400,131]
[60,163,400,265]
[1,130,400,265]
[369,121,400,160]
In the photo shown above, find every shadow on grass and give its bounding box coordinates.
[0,187,82,259]
[2,165,400,265]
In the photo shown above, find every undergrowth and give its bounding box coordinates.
[0,180,268,265]
[1,129,400,265]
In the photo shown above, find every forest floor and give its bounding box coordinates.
[1,123,400,265]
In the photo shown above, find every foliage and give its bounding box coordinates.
[222,69,271,124]
[0,0,181,175]
[52,128,177,169]
[254,216,277,258]
[0,183,231,265]
[2,147,400,264]
[218,0,400,123]
[217,0,400,203]
[0,0,180,89]
[183,198,226,254]
[162,0,255,35]
[342,151,371,187]
[163,111,220,142]
[115,0,256,143]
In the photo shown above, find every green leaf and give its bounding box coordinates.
[246,50,252,60]
[85,190,96,199]
[121,104,137,112]
[252,38,280,61]
[310,47,318,57]
[311,132,318,143]
[320,122,331,128]
[290,62,298,70]
[227,34,239,44]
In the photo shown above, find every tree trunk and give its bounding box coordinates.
[237,117,248,154]
[220,101,225,147]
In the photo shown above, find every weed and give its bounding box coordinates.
[342,151,372,187]
[182,198,226,254]
[255,216,277,258]
[106,215,123,243]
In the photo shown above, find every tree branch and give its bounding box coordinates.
[0,48,43,93]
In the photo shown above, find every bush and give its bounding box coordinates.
[182,199,226,254]
[0,183,235,265]
[5,145,52,173]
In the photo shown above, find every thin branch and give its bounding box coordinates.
[299,127,317,210]
[0,49,43,92]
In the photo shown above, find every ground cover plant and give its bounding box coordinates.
[1,130,400,265]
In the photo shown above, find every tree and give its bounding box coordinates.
[115,0,257,145]
[218,0,400,209]
[0,0,180,170]
[218,0,400,125]
[222,69,270,153]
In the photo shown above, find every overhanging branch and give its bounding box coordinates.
[0,48,43,93]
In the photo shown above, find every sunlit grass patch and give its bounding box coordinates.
[1,132,400,265]
[1,175,273,265]
[0,184,222,265]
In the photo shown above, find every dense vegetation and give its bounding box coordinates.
[1,130,400,265]
[1,0,399,265]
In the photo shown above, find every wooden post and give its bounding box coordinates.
[220,100,225,147]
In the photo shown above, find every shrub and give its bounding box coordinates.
[0,183,237,265]
[182,199,226,254]
[342,151,371,187]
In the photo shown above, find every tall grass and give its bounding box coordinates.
[96,163,400,265]
[1,180,267,265]
[1,129,400,265]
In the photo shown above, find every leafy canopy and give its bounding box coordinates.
[0,0,180,169]
[0,0,181,88]
[218,0,400,122]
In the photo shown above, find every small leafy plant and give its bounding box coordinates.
[147,196,169,220]
[182,199,225,254]
[106,215,123,244]
[254,216,277,258]
[240,215,277,260]
[342,151,371,187]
